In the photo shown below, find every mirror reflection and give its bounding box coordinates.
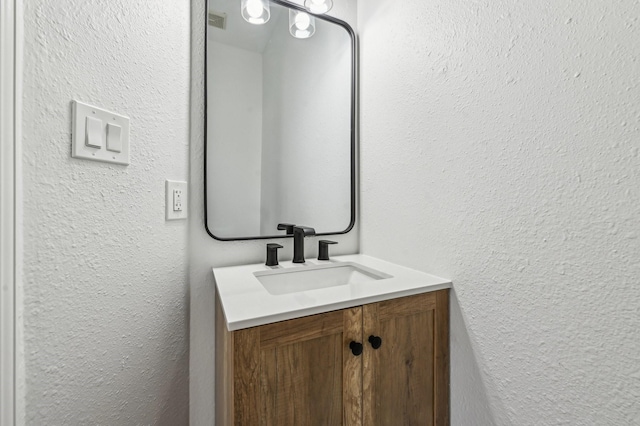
[206,0,355,240]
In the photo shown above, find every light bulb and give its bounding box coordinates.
[289,9,315,39]
[295,13,311,31]
[304,0,333,14]
[246,0,263,18]
[241,0,270,25]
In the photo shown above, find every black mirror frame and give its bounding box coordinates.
[203,0,357,241]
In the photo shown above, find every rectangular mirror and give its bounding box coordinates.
[205,0,356,240]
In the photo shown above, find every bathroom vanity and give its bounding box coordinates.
[214,255,451,425]
[206,3,450,423]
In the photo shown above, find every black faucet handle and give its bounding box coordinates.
[277,223,296,235]
[318,240,338,261]
[265,243,283,266]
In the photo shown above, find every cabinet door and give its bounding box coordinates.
[233,307,363,426]
[362,291,449,426]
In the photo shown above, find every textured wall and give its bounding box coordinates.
[22,1,190,424]
[190,1,359,423]
[358,0,640,424]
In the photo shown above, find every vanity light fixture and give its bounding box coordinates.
[241,0,270,25]
[304,0,333,14]
[289,9,316,39]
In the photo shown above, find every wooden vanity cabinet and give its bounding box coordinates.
[215,290,449,426]
[363,290,449,426]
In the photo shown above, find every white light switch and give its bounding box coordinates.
[72,100,130,165]
[106,122,122,152]
[166,180,188,220]
[85,116,103,148]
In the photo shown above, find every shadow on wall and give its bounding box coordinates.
[155,292,191,426]
[156,354,190,426]
[450,288,503,425]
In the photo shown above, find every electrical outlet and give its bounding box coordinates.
[166,180,187,220]
[173,189,183,211]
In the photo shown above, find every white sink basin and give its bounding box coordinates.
[254,262,393,295]
[215,254,452,330]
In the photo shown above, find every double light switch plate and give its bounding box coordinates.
[72,100,130,165]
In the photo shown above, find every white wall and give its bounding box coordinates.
[260,12,352,234]
[358,0,640,424]
[190,1,358,423]
[1,0,22,422]
[22,0,190,424]
[207,40,263,237]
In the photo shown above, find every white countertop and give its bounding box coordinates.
[213,254,452,331]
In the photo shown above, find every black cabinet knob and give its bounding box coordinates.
[349,341,363,356]
[368,335,382,349]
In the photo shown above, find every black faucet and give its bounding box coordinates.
[292,226,316,263]
[277,223,296,235]
[318,240,338,261]
[265,243,283,266]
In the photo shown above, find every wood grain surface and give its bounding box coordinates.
[216,291,449,425]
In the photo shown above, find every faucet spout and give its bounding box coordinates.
[292,226,316,263]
